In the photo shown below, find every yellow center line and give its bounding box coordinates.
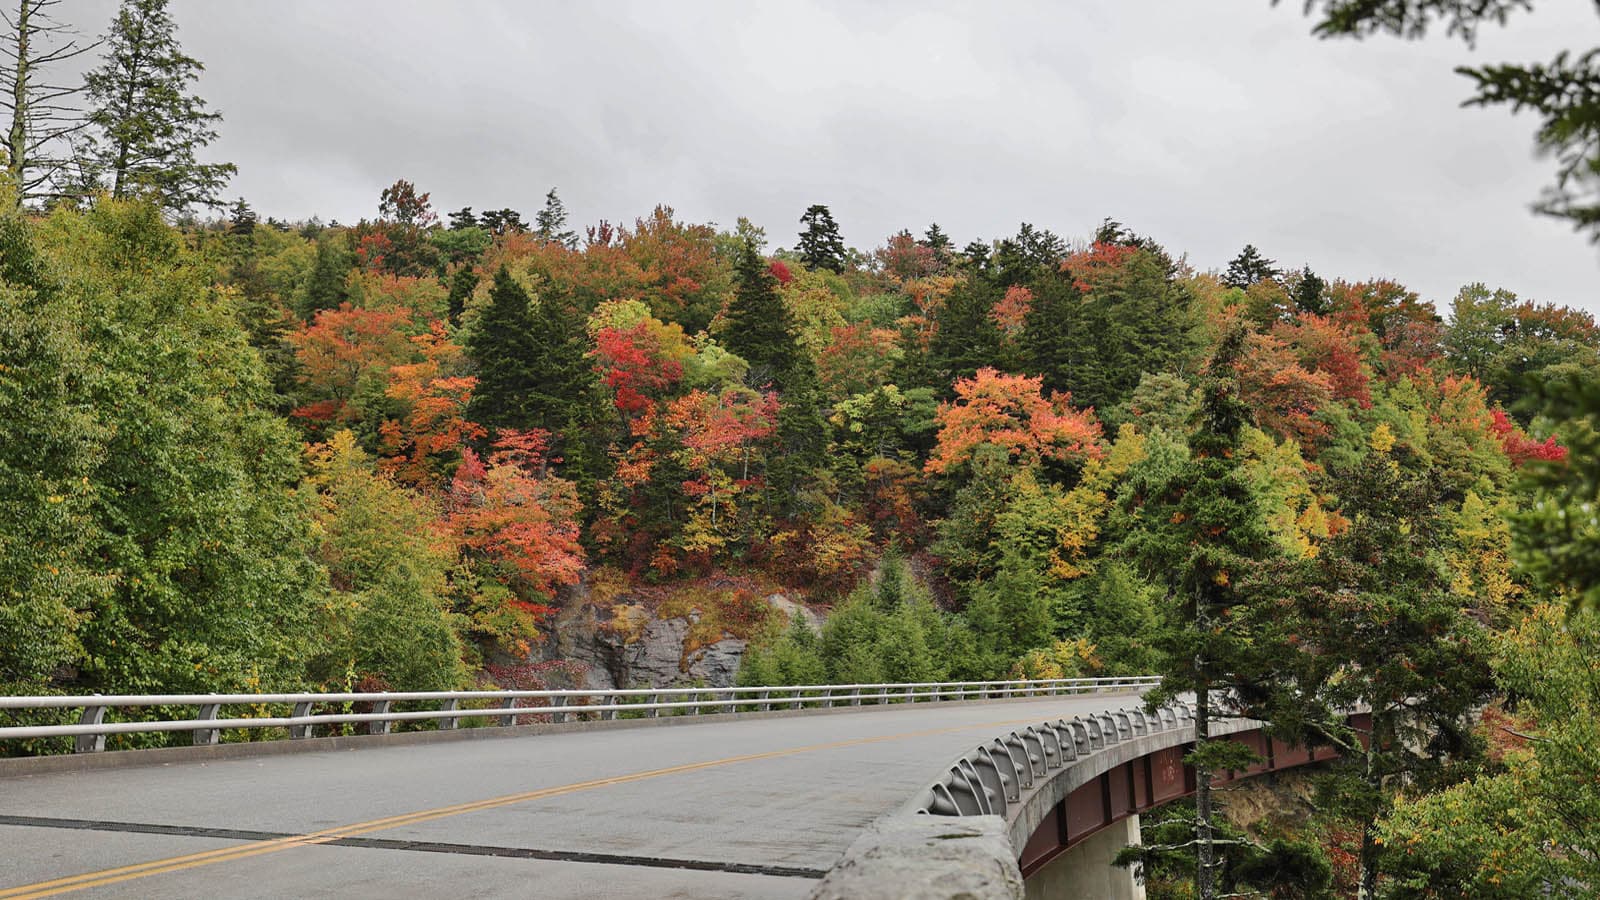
[0,707,1086,899]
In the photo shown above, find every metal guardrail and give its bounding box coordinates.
[911,700,1194,820]
[0,676,1162,753]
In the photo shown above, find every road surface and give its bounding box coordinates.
[0,691,1146,899]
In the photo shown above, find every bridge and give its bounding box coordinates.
[0,679,1342,899]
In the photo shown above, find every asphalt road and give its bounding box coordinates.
[0,691,1147,899]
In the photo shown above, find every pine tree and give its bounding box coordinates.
[446,206,477,231]
[1016,273,1083,395]
[481,207,527,236]
[1289,265,1328,315]
[533,189,574,247]
[465,266,592,441]
[796,203,847,273]
[1222,244,1279,289]
[84,0,235,211]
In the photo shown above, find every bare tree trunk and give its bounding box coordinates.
[5,1,31,201]
[1194,673,1216,900]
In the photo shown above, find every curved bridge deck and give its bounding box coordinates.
[0,692,1147,899]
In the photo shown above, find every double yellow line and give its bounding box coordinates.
[0,710,1062,898]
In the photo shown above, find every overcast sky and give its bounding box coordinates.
[60,0,1600,316]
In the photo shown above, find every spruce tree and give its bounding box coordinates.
[298,232,349,317]
[533,189,574,247]
[84,0,235,211]
[1121,324,1281,900]
[927,276,1002,392]
[921,221,952,260]
[445,266,477,323]
[722,237,802,390]
[465,267,538,434]
[465,266,592,441]
[796,203,847,273]
[1222,243,1279,289]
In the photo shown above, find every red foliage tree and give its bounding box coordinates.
[447,430,585,608]
[1489,408,1568,464]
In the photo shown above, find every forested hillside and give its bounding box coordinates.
[2,178,1594,693]
[5,0,1600,895]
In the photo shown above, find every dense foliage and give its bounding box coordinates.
[0,5,1597,892]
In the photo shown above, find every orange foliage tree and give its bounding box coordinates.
[926,368,1104,476]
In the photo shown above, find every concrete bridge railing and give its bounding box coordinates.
[0,676,1162,754]
[813,701,1358,899]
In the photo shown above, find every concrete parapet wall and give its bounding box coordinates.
[809,815,1024,900]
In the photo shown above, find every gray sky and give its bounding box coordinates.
[64,0,1600,316]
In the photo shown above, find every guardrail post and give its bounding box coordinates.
[439,698,459,730]
[497,697,519,727]
[368,700,392,736]
[549,696,566,725]
[647,693,660,718]
[850,688,862,707]
[289,701,314,739]
[757,689,771,712]
[194,701,222,746]
[74,701,106,753]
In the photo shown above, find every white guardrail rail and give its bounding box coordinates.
[0,677,1161,754]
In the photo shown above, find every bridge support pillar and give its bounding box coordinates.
[1025,814,1144,900]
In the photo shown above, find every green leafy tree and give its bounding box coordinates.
[303,431,465,690]
[796,203,847,274]
[84,0,235,211]
[0,214,105,691]
[21,200,323,700]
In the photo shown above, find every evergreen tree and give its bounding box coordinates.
[445,265,477,323]
[84,0,235,211]
[1290,265,1328,315]
[533,189,574,247]
[920,221,952,261]
[298,231,349,317]
[481,207,527,236]
[927,275,1002,392]
[1016,272,1084,395]
[1121,324,1282,900]
[1284,440,1495,899]
[796,203,847,273]
[1222,243,1279,289]
[722,237,802,389]
[446,206,477,231]
[226,197,255,235]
